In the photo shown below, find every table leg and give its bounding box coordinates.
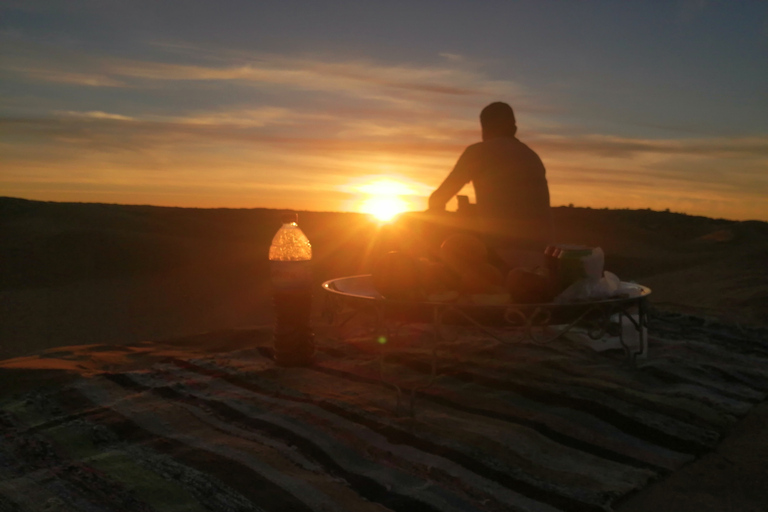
[618,299,649,366]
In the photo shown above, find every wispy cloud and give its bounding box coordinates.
[3,110,767,219]
[1,37,526,108]
[55,110,135,121]
[6,67,125,87]
[531,133,768,159]
[106,56,523,107]
[541,132,768,219]
[5,112,767,166]
[439,53,465,62]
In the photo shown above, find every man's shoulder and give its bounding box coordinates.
[455,141,487,165]
[462,137,543,165]
[506,137,543,161]
[474,137,538,155]
[463,141,486,153]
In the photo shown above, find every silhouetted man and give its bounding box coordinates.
[429,102,553,265]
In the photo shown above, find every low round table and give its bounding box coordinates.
[321,274,652,415]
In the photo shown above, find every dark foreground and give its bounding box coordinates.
[1,311,768,511]
[1,196,767,360]
[2,197,768,511]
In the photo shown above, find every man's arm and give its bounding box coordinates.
[428,148,474,211]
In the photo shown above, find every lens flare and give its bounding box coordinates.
[344,175,428,221]
[361,195,409,221]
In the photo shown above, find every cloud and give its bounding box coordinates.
[168,107,301,127]
[4,113,766,171]
[0,110,459,213]
[530,133,768,160]
[439,53,465,62]
[55,110,135,121]
[3,66,125,87]
[1,37,766,219]
[98,55,522,106]
[514,129,768,219]
[1,36,526,108]
[3,111,767,219]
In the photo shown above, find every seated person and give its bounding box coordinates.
[428,102,553,270]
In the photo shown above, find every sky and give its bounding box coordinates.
[1,0,767,221]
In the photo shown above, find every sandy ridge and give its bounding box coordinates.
[136,362,562,512]
[1,310,768,511]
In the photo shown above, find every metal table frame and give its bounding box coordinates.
[321,274,651,415]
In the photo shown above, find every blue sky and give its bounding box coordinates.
[1,0,767,220]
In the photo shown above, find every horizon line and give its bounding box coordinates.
[1,195,762,224]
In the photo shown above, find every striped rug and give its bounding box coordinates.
[1,312,767,512]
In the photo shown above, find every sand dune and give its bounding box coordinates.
[2,196,765,359]
[1,312,767,511]
[2,196,768,511]
[0,198,375,358]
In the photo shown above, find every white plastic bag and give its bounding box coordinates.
[555,270,621,303]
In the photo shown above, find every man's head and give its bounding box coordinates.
[480,102,517,140]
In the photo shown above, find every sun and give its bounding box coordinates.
[360,195,409,222]
[346,176,427,221]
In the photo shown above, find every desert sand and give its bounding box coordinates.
[1,196,767,511]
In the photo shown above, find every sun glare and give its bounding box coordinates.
[345,176,428,222]
[357,179,416,196]
[361,195,409,221]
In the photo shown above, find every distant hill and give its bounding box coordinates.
[1,197,766,358]
[0,196,371,289]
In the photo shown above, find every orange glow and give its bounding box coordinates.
[360,195,410,221]
[348,177,427,222]
[356,179,416,196]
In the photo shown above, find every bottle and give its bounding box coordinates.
[269,212,314,366]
